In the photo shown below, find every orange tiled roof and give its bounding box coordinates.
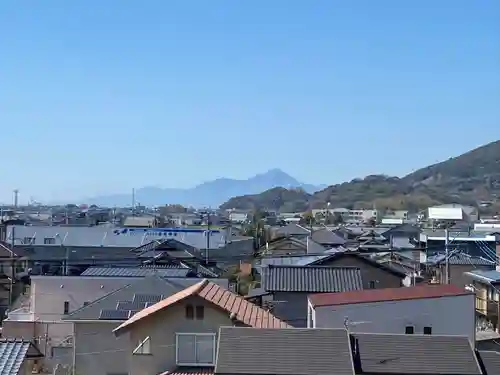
[309,284,472,307]
[114,279,290,335]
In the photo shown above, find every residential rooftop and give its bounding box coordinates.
[309,284,472,307]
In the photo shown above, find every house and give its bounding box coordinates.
[0,339,44,375]
[308,284,476,344]
[464,269,500,331]
[64,276,230,375]
[259,236,325,256]
[215,327,355,375]
[259,265,363,327]
[308,252,407,289]
[272,223,310,240]
[112,279,289,375]
[427,253,495,287]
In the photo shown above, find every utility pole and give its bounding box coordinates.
[444,227,450,284]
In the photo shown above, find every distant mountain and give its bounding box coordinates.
[220,140,500,213]
[85,169,325,208]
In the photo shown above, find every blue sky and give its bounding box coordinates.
[0,1,498,203]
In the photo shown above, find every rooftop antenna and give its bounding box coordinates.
[13,189,19,209]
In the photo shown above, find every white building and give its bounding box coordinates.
[307,284,476,344]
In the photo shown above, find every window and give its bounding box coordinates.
[176,333,216,366]
[369,281,376,289]
[23,237,34,244]
[423,326,432,335]
[133,336,151,355]
[405,326,414,334]
[185,305,194,320]
[195,306,204,320]
[44,237,56,245]
[64,301,70,314]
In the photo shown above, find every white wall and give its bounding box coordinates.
[310,294,476,344]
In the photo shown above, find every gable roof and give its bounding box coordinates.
[0,339,43,375]
[311,228,346,246]
[274,223,311,237]
[259,254,329,268]
[215,327,355,375]
[64,276,228,321]
[113,279,290,335]
[352,333,482,374]
[427,253,495,266]
[308,252,407,278]
[478,350,500,375]
[262,265,363,293]
[309,284,472,307]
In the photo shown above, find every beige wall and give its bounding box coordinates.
[127,296,234,375]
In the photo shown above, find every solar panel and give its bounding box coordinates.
[133,293,163,304]
[99,309,130,320]
[116,301,147,311]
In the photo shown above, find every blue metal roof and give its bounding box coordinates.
[0,340,38,375]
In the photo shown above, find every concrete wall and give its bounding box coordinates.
[310,294,476,344]
[126,296,234,375]
[30,276,143,320]
[73,322,128,375]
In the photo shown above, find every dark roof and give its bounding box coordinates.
[274,223,311,237]
[159,368,214,375]
[262,265,363,293]
[352,333,482,374]
[65,276,229,321]
[309,252,407,278]
[114,279,290,335]
[381,224,421,237]
[309,284,472,307]
[0,339,43,375]
[13,245,136,261]
[80,266,191,278]
[215,327,355,375]
[311,228,346,246]
[427,253,495,266]
[478,350,500,375]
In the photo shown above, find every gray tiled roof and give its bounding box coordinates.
[427,253,495,266]
[0,340,42,375]
[215,327,355,375]
[353,333,482,374]
[262,265,363,292]
[80,266,190,278]
[478,350,500,375]
[311,229,346,246]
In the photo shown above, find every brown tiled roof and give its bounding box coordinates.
[309,284,472,307]
[114,279,290,335]
[158,367,214,375]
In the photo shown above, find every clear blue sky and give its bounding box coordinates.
[0,1,498,203]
